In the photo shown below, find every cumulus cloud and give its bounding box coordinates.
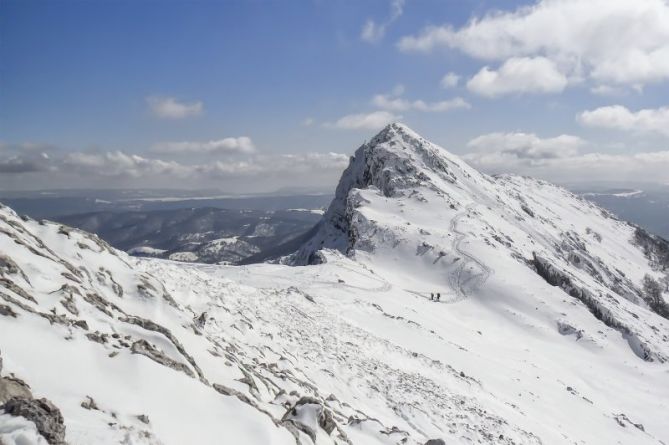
[361,0,405,43]
[372,93,470,112]
[577,105,669,137]
[463,131,669,183]
[468,149,669,184]
[64,151,347,179]
[326,111,401,130]
[179,152,350,180]
[0,153,52,173]
[467,57,567,97]
[61,151,189,178]
[398,0,669,89]
[440,72,460,88]
[467,132,584,160]
[321,84,469,132]
[151,137,256,155]
[146,96,204,119]
[0,144,57,173]
[589,85,627,97]
[0,148,350,191]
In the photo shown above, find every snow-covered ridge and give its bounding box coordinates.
[290,123,472,264]
[293,123,669,361]
[1,123,669,444]
[0,205,361,444]
[0,202,467,444]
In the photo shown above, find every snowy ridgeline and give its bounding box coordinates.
[1,123,669,445]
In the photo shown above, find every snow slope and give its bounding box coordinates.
[1,123,669,444]
[293,123,669,362]
[0,206,294,444]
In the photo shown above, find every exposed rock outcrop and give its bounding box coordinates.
[281,396,336,443]
[1,397,66,445]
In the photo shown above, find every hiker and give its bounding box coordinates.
[430,293,434,301]
[436,293,441,302]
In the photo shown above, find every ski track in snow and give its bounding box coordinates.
[448,203,492,302]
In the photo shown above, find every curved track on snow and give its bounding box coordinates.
[448,203,492,300]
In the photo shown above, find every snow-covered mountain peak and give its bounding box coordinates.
[2,126,669,444]
[293,125,669,364]
[339,122,474,197]
[290,123,481,264]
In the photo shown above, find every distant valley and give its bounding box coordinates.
[55,207,323,265]
[0,191,330,265]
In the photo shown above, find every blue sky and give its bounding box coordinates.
[2,0,669,191]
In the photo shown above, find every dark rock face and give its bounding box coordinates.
[425,440,446,445]
[307,251,327,265]
[532,253,660,363]
[1,397,67,444]
[634,226,669,271]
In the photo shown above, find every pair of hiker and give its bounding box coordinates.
[430,292,441,301]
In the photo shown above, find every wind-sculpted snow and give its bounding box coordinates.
[1,123,669,444]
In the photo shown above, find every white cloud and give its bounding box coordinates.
[146,96,204,119]
[63,151,190,178]
[302,117,315,127]
[398,0,669,88]
[327,86,469,132]
[578,105,669,137]
[468,149,669,184]
[58,151,348,180]
[467,132,584,160]
[467,57,567,97]
[326,111,401,130]
[0,152,52,173]
[151,137,256,155]
[589,85,627,97]
[440,72,460,88]
[463,132,669,183]
[361,20,385,44]
[0,148,350,191]
[0,142,58,173]
[371,85,470,112]
[371,94,470,112]
[361,0,405,43]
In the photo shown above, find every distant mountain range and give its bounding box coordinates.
[0,191,333,219]
[54,207,322,265]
